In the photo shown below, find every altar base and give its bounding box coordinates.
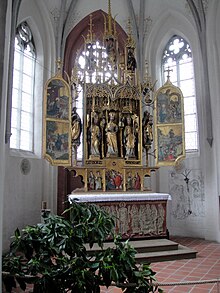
[69,192,171,239]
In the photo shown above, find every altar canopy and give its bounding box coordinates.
[43,0,185,192]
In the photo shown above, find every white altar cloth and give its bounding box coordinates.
[68,192,171,203]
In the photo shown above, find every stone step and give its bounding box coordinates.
[85,239,197,263]
[135,244,197,263]
[86,238,178,254]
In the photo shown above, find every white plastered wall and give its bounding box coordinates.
[145,5,220,241]
[205,0,220,242]
[2,0,58,251]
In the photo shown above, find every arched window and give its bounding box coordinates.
[64,10,127,162]
[75,40,120,159]
[162,35,198,152]
[10,21,36,152]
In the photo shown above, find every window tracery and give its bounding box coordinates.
[10,21,36,152]
[162,35,198,152]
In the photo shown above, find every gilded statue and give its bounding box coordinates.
[124,115,136,159]
[90,113,101,157]
[106,37,116,68]
[106,111,118,157]
[142,110,153,148]
[71,107,82,144]
[127,47,136,72]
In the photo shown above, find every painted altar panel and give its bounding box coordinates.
[70,166,155,192]
[43,75,72,166]
[157,125,183,164]
[45,120,71,163]
[154,79,185,166]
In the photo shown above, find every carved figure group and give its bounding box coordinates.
[87,111,140,160]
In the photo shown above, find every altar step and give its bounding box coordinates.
[85,238,197,263]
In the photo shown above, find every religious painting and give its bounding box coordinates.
[106,169,123,190]
[125,171,141,191]
[87,169,103,191]
[45,120,71,164]
[43,74,72,166]
[154,78,185,166]
[46,78,70,120]
[156,125,184,165]
[156,92,182,124]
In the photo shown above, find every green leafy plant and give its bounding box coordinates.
[2,200,163,293]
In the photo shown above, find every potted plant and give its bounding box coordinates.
[2,200,163,292]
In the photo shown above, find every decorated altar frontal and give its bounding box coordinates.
[69,192,171,240]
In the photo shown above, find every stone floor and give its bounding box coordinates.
[101,236,220,293]
[3,237,220,292]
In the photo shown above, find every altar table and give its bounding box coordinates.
[68,192,171,239]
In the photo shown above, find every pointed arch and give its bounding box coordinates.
[161,34,198,152]
[63,10,127,75]
[146,9,202,154]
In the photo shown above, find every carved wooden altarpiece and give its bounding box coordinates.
[43,1,185,199]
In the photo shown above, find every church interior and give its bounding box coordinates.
[1,0,220,291]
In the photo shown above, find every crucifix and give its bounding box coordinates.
[164,66,173,79]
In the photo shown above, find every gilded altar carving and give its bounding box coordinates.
[43,1,185,190]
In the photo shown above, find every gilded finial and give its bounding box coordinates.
[144,61,150,81]
[84,14,95,44]
[104,0,117,39]
[126,18,135,48]
[56,58,62,76]
[108,0,112,34]
[164,66,173,80]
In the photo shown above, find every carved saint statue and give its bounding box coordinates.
[106,112,118,157]
[127,47,136,72]
[142,110,153,148]
[71,107,82,145]
[90,113,101,157]
[106,37,116,68]
[124,115,136,159]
